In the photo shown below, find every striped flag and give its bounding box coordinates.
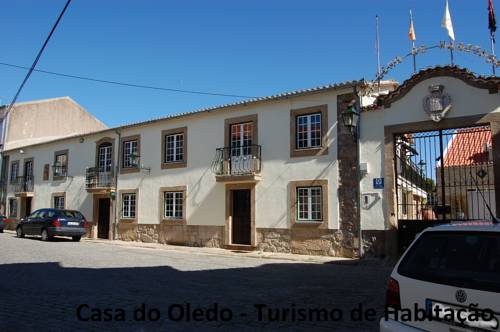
[409,10,416,41]
[441,0,455,41]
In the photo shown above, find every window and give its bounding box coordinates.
[53,195,65,209]
[290,180,328,225]
[296,113,321,149]
[164,191,184,219]
[98,142,113,172]
[161,127,187,169]
[10,161,19,184]
[123,140,138,168]
[230,122,254,157]
[398,231,500,293]
[296,187,323,221]
[165,133,184,162]
[290,105,328,158]
[160,186,187,223]
[53,150,68,178]
[8,198,17,217]
[122,193,136,219]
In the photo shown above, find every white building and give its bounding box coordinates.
[2,66,499,258]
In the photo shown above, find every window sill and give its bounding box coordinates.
[161,161,187,169]
[161,218,186,225]
[119,218,137,223]
[293,220,324,227]
[52,175,67,181]
[290,146,328,158]
[120,167,140,174]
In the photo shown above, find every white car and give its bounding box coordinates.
[380,223,500,332]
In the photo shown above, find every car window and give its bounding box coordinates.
[38,210,47,219]
[398,231,500,293]
[58,210,84,219]
[29,210,41,219]
[46,210,56,218]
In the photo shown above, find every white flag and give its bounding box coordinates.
[441,0,455,40]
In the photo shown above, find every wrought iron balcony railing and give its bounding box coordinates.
[211,145,261,176]
[52,164,68,178]
[85,167,114,189]
[12,176,34,193]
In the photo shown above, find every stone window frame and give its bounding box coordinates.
[222,114,258,175]
[8,197,18,217]
[290,105,329,158]
[53,149,69,180]
[119,189,138,222]
[120,135,141,174]
[289,179,328,228]
[159,185,187,225]
[51,192,66,209]
[95,137,115,175]
[224,114,258,148]
[161,127,188,169]
[9,160,19,184]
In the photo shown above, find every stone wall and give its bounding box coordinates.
[118,222,224,248]
[337,92,361,258]
[258,228,390,258]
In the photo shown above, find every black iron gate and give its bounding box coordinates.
[395,125,495,251]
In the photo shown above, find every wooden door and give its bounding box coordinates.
[231,189,251,245]
[97,198,110,239]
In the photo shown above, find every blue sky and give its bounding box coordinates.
[0,0,496,127]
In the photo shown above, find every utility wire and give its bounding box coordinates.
[0,61,259,99]
[1,0,73,147]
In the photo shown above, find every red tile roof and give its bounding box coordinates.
[443,128,492,167]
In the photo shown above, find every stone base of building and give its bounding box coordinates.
[118,222,224,248]
[116,223,394,258]
[257,228,392,258]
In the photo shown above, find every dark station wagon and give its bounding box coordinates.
[16,209,88,242]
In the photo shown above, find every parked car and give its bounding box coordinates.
[16,209,88,242]
[380,222,500,331]
[0,215,5,233]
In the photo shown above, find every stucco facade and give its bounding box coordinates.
[2,67,498,258]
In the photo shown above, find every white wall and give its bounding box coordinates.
[5,89,353,230]
[360,76,500,231]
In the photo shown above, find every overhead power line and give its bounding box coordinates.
[0,61,259,99]
[1,0,73,146]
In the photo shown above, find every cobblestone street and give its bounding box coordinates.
[0,232,392,331]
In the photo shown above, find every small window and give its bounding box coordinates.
[122,193,136,219]
[163,191,184,219]
[53,151,68,178]
[165,133,184,163]
[296,186,323,221]
[122,140,138,168]
[296,113,322,149]
[10,161,19,184]
[8,198,17,217]
[53,195,65,209]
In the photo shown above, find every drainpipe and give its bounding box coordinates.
[113,129,121,240]
[354,84,364,258]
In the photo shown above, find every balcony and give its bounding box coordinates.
[211,145,262,182]
[13,176,34,196]
[85,167,115,192]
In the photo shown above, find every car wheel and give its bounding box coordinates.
[0,229,3,233]
[16,226,25,238]
[41,229,51,241]
[72,236,81,242]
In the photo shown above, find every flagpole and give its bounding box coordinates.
[449,37,454,66]
[412,40,417,73]
[491,34,496,75]
[376,15,381,92]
